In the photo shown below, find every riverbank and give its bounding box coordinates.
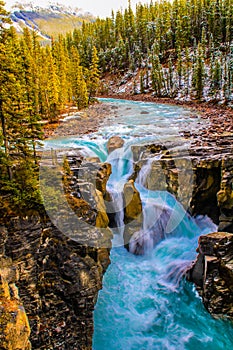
[43,94,233,142]
[43,102,114,138]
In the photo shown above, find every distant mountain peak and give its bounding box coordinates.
[8,1,95,40]
[11,1,84,16]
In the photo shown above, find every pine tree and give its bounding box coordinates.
[53,35,71,110]
[75,66,88,109]
[192,43,205,100]
[168,57,174,94]
[184,47,191,97]
[0,1,11,177]
[225,44,233,101]
[223,57,229,101]
[177,47,183,89]
[201,26,208,58]
[0,13,42,212]
[125,0,136,52]
[133,78,138,94]
[45,47,60,121]
[70,46,88,109]
[150,39,165,97]
[140,71,145,93]
[210,54,222,99]
[19,29,43,162]
[151,53,164,96]
[87,46,100,102]
[0,29,22,179]
[0,0,11,35]
[135,3,148,54]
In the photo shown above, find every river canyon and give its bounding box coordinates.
[43,98,233,349]
[1,98,233,349]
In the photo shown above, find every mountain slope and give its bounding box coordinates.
[9,2,95,39]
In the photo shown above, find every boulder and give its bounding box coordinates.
[124,180,142,222]
[123,180,143,249]
[186,232,233,320]
[107,136,124,154]
[95,189,110,229]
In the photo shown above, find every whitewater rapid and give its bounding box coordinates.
[43,98,233,350]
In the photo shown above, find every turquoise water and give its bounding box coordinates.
[44,98,204,161]
[43,99,233,350]
[93,243,233,350]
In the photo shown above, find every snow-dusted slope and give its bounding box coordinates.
[7,1,95,39]
[10,1,83,15]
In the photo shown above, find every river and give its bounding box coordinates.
[43,98,233,350]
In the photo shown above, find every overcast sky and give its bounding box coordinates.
[5,0,151,17]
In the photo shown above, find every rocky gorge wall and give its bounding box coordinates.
[128,133,233,233]
[0,225,31,350]
[0,127,232,349]
[0,155,112,350]
[122,129,233,320]
[186,231,233,319]
[101,132,233,320]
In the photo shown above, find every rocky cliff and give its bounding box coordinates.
[130,134,233,233]
[0,225,31,350]
[186,231,233,319]
[127,131,233,319]
[0,155,112,350]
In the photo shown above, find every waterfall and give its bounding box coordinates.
[106,145,133,182]
[43,98,233,350]
[136,157,153,187]
[105,146,133,242]
[136,154,161,188]
[106,186,124,237]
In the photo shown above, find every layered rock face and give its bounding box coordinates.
[187,232,233,319]
[217,158,233,233]
[130,139,233,233]
[0,156,112,350]
[0,226,31,350]
[129,135,233,319]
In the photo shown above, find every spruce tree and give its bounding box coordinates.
[46,47,60,120]
[0,0,11,35]
[210,55,222,99]
[168,57,174,95]
[151,53,164,96]
[19,29,43,162]
[70,46,88,109]
[177,47,183,89]
[192,43,205,100]
[87,46,100,102]
[53,35,71,110]
[140,71,145,93]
